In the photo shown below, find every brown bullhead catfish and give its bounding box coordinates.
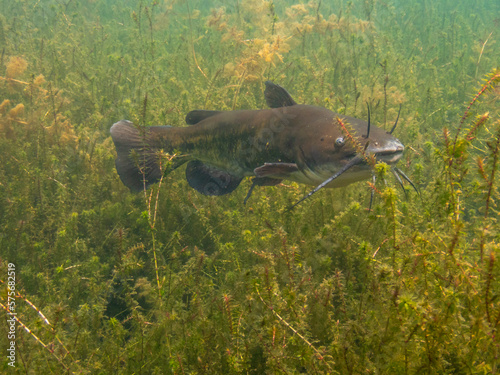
[110,81,415,207]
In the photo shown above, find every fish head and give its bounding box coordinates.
[294,111,404,186]
[353,117,405,165]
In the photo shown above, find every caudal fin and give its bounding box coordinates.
[110,120,167,192]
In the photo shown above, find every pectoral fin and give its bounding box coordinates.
[185,160,242,196]
[254,163,299,178]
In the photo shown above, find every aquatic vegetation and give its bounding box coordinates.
[0,0,499,373]
[5,56,28,79]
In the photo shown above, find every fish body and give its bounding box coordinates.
[110,82,405,201]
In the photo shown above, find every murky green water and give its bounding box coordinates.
[1,0,499,373]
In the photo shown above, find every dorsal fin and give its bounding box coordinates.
[185,110,222,125]
[264,81,298,108]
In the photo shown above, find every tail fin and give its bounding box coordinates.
[110,120,169,192]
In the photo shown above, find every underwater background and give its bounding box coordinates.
[1,0,499,373]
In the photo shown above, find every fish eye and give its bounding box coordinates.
[335,137,345,147]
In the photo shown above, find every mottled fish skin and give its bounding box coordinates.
[110,82,404,196]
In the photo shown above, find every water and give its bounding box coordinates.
[0,0,499,373]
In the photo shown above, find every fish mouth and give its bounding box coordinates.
[374,149,404,164]
[370,140,404,165]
